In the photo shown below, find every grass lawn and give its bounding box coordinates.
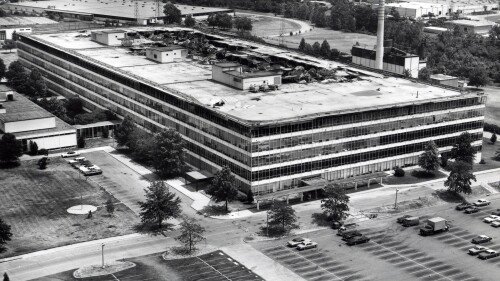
[0,157,138,258]
[482,86,500,127]
[264,26,376,53]
[383,169,447,185]
[474,138,500,172]
[250,16,301,37]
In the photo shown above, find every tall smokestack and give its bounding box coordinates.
[375,0,385,70]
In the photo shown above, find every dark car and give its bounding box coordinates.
[472,235,492,244]
[491,209,500,216]
[331,221,343,229]
[346,235,370,246]
[464,207,480,214]
[478,249,500,260]
[397,215,412,223]
[456,203,472,211]
[342,230,362,240]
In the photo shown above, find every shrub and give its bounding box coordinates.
[394,166,405,177]
[77,135,85,148]
[440,155,448,168]
[38,148,48,156]
[479,159,485,164]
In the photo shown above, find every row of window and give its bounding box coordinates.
[252,121,483,167]
[251,109,484,152]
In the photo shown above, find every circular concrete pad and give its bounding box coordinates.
[67,205,97,215]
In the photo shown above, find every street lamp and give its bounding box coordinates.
[101,243,105,268]
[394,189,400,209]
[266,210,269,237]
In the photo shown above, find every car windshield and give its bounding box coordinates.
[292,238,302,242]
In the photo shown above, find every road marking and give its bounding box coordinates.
[196,256,232,281]
[111,273,120,281]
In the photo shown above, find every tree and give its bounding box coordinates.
[184,14,196,27]
[5,61,28,93]
[37,157,48,169]
[0,218,12,250]
[28,68,47,98]
[139,181,181,229]
[36,97,67,120]
[215,13,232,30]
[151,128,186,178]
[207,14,217,30]
[77,135,85,148]
[106,197,115,215]
[321,183,350,221]
[66,97,84,117]
[206,166,238,211]
[234,17,252,31]
[0,58,5,81]
[2,40,16,53]
[246,189,254,203]
[3,272,10,281]
[298,38,306,52]
[320,40,330,57]
[175,217,205,253]
[114,115,136,147]
[163,2,182,24]
[129,127,154,163]
[268,201,298,233]
[418,67,431,82]
[0,134,23,165]
[418,141,440,174]
[468,67,489,88]
[29,140,39,156]
[490,133,497,144]
[445,161,476,194]
[450,132,476,165]
[496,147,500,161]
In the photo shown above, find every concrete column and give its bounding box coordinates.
[257,200,260,210]
[300,193,304,202]
[380,177,383,185]
[367,179,371,188]
[315,189,318,199]
[354,182,358,191]
[286,196,289,204]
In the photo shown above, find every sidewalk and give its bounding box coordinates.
[19,146,114,161]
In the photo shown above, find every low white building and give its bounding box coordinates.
[212,62,282,90]
[430,74,459,88]
[145,46,188,63]
[91,30,126,46]
[0,85,76,151]
[445,20,493,35]
[351,45,426,78]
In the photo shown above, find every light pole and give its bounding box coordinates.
[394,189,400,209]
[266,210,269,237]
[101,243,105,268]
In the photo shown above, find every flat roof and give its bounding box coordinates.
[224,70,279,79]
[446,20,493,27]
[93,29,127,34]
[28,28,471,124]
[150,46,186,52]
[0,16,57,27]
[431,74,458,81]
[0,84,13,92]
[6,1,232,20]
[12,116,75,139]
[214,62,242,68]
[0,92,54,123]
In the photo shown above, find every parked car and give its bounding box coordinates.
[287,237,311,247]
[492,221,500,228]
[331,221,343,229]
[342,230,362,241]
[483,215,500,223]
[337,223,357,236]
[455,202,472,211]
[296,241,318,251]
[478,249,500,260]
[491,209,500,216]
[472,235,492,244]
[464,207,480,214]
[397,215,412,223]
[473,199,491,207]
[402,217,420,227]
[346,235,370,246]
[468,245,489,255]
[61,151,80,158]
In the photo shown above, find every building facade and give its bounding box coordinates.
[16,33,485,196]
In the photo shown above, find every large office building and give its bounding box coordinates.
[16,28,485,198]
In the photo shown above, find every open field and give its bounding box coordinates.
[263,26,376,53]
[0,157,138,258]
[253,197,500,281]
[483,86,500,127]
[35,250,263,281]
[250,16,301,37]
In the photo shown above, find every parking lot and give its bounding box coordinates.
[253,197,500,281]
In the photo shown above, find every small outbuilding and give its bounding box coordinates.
[212,62,282,90]
[430,74,459,88]
[91,30,126,46]
[145,46,188,63]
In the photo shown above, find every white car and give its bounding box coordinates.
[483,215,500,223]
[468,245,489,255]
[473,199,491,207]
[491,221,500,228]
[296,241,318,251]
[61,151,80,158]
[287,237,311,247]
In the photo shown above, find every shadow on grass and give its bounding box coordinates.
[0,161,20,169]
[411,170,438,178]
[311,212,332,227]
[198,205,229,216]
[432,189,465,203]
[133,221,175,236]
[258,224,299,238]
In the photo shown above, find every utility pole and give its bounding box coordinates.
[394,189,400,209]
[101,243,105,268]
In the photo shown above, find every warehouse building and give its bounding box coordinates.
[16,29,485,198]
